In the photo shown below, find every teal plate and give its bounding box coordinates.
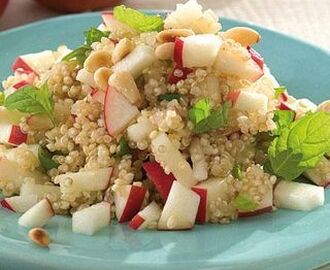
[1,12,330,270]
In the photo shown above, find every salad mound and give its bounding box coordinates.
[0,0,329,235]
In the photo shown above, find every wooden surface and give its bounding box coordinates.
[0,0,329,50]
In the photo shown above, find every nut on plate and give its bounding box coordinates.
[84,50,112,73]
[223,27,261,47]
[155,42,174,60]
[28,227,51,247]
[156,29,194,43]
[112,38,134,64]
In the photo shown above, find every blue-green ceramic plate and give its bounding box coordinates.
[0,12,330,270]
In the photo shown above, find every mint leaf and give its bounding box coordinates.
[4,84,54,123]
[233,194,258,211]
[113,6,164,32]
[232,163,242,179]
[117,137,130,157]
[84,27,109,46]
[159,93,183,102]
[188,98,230,134]
[0,92,4,106]
[273,110,295,135]
[268,112,330,180]
[274,86,287,99]
[38,146,59,171]
[62,46,90,65]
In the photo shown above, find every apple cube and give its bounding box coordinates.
[0,123,27,146]
[274,181,324,211]
[20,183,61,201]
[76,68,98,89]
[0,195,38,213]
[234,91,268,114]
[72,202,111,236]
[158,181,200,230]
[304,157,330,187]
[238,189,273,217]
[191,187,207,224]
[104,87,139,136]
[114,184,147,223]
[54,168,112,192]
[129,201,162,230]
[18,198,54,228]
[151,132,197,188]
[127,119,156,143]
[174,34,222,68]
[143,161,175,201]
[189,138,208,181]
[247,46,264,70]
[112,44,157,78]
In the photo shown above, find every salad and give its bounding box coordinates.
[0,0,329,236]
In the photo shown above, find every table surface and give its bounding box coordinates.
[0,1,330,269]
[0,0,329,50]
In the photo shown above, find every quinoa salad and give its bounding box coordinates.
[0,0,330,235]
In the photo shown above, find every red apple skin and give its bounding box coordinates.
[226,90,241,105]
[34,0,121,13]
[192,187,207,224]
[12,57,35,74]
[247,47,264,70]
[0,0,8,16]
[174,38,184,67]
[13,80,29,90]
[9,125,28,146]
[0,199,14,212]
[238,205,273,218]
[128,214,145,230]
[143,161,175,202]
[119,186,147,223]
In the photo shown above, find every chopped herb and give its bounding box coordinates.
[38,146,59,171]
[274,86,287,99]
[232,164,243,180]
[272,110,295,135]
[233,194,258,211]
[113,5,164,32]
[84,27,110,46]
[159,93,183,101]
[117,137,130,157]
[188,98,231,134]
[4,84,54,123]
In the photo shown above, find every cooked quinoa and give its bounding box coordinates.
[0,0,329,234]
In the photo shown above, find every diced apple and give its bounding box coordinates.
[274,181,324,211]
[189,138,208,181]
[158,181,200,230]
[72,202,111,236]
[114,184,147,223]
[234,91,268,114]
[129,201,162,230]
[143,161,175,201]
[247,46,264,70]
[0,107,26,125]
[226,90,241,105]
[112,44,157,78]
[12,57,35,74]
[0,123,27,146]
[76,68,98,89]
[238,189,273,217]
[91,89,106,105]
[0,195,38,213]
[127,119,156,143]
[167,64,193,84]
[12,50,55,75]
[104,87,139,136]
[18,198,54,228]
[54,168,112,192]
[304,157,330,187]
[20,183,61,201]
[174,34,222,68]
[12,80,29,90]
[191,187,207,224]
[151,132,197,188]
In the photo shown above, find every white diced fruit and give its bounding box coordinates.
[72,202,111,236]
[0,123,27,146]
[76,68,98,89]
[129,201,162,230]
[127,119,156,143]
[234,91,268,114]
[18,198,54,228]
[158,181,200,230]
[189,137,208,181]
[151,132,197,188]
[0,195,38,213]
[274,181,324,211]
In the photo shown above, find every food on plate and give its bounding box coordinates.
[0,0,329,235]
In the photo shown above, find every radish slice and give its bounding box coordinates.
[0,195,38,213]
[129,201,162,230]
[274,181,324,211]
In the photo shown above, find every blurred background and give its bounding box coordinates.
[0,0,329,49]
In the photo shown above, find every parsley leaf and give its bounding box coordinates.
[188,98,230,134]
[233,194,258,211]
[267,112,330,180]
[274,86,287,99]
[38,146,59,171]
[117,137,130,157]
[159,93,183,102]
[113,6,164,32]
[4,84,54,123]
[84,27,110,46]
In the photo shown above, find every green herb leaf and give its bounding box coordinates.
[38,146,59,171]
[62,46,91,65]
[113,5,164,32]
[84,27,110,46]
[233,194,258,211]
[4,84,54,123]
[274,86,287,99]
[117,137,130,157]
[188,98,230,134]
[272,110,295,135]
[232,163,243,179]
[159,93,183,102]
[268,112,330,180]
[0,92,4,106]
